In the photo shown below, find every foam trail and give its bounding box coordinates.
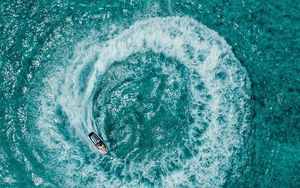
[36,16,250,187]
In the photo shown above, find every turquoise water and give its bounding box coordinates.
[0,0,299,187]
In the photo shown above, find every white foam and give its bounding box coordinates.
[36,16,250,187]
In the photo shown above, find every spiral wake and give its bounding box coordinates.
[36,17,250,187]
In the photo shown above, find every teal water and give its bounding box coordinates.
[0,0,299,187]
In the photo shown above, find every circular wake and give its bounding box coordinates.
[36,16,250,187]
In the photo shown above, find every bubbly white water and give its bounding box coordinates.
[36,16,250,187]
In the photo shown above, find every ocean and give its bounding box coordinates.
[0,0,299,187]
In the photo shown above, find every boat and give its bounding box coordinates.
[88,132,108,154]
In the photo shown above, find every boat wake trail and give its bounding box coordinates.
[36,17,250,187]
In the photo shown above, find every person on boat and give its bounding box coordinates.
[96,140,107,153]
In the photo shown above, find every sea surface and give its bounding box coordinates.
[0,0,299,187]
